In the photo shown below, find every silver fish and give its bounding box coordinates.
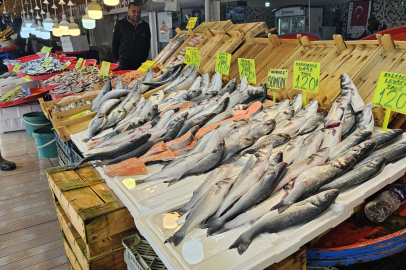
[241,134,290,155]
[354,141,406,169]
[92,80,111,111]
[282,135,305,165]
[165,179,234,246]
[294,129,324,163]
[328,130,372,161]
[218,78,237,95]
[97,99,120,116]
[371,129,404,149]
[341,73,365,113]
[222,136,256,162]
[102,107,127,130]
[83,114,107,142]
[246,119,276,138]
[341,104,357,139]
[230,189,339,254]
[290,93,303,114]
[320,121,342,150]
[298,113,326,135]
[296,99,318,120]
[115,75,123,89]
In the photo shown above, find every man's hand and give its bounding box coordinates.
[117,62,120,64]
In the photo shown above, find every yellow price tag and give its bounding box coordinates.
[293,61,320,93]
[186,17,198,29]
[62,61,71,70]
[215,52,231,76]
[184,47,200,67]
[75,58,84,68]
[100,61,111,77]
[238,58,256,84]
[41,46,52,53]
[267,69,288,102]
[12,64,21,72]
[81,60,87,71]
[25,75,31,81]
[372,72,406,131]
[69,110,92,119]
[42,58,53,67]
[138,60,155,72]
[1,86,21,101]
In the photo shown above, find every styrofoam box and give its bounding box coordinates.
[0,102,44,133]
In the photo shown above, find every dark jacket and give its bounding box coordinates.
[112,17,151,65]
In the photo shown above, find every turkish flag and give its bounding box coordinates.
[350,1,370,26]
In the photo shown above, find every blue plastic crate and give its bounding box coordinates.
[54,131,83,164]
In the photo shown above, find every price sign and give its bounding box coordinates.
[267,69,288,102]
[238,58,256,84]
[100,61,111,77]
[215,52,231,76]
[62,61,71,70]
[81,60,87,71]
[42,58,53,67]
[184,47,200,67]
[25,75,31,81]
[1,86,21,101]
[186,17,198,29]
[41,46,52,53]
[293,61,320,106]
[12,64,21,72]
[138,60,155,72]
[372,72,406,131]
[75,58,84,68]
[69,110,92,119]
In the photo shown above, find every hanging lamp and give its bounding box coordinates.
[29,0,38,35]
[87,0,102,20]
[67,0,80,36]
[104,0,119,7]
[43,0,54,31]
[24,1,33,28]
[59,1,69,35]
[51,0,62,37]
[82,0,95,29]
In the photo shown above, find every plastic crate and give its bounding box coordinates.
[122,234,167,270]
[55,131,83,164]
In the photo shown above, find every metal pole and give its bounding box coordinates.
[308,0,311,32]
[205,0,211,22]
[149,11,158,59]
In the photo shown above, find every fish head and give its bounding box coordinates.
[242,136,257,146]
[277,133,291,142]
[311,189,340,207]
[325,120,341,129]
[269,151,283,166]
[355,139,377,157]
[331,156,356,169]
[265,119,276,127]
[359,131,373,140]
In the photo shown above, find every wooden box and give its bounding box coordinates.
[265,246,307,270]
[47,164,136,244]
[56,201,134,270]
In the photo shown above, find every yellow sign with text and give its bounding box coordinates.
[69,110,92,119]
[75,58,84,68]
[186,17,198,29]
[267,69,288,89]
[138,60,155,72]
[81,60,87,71]
[238,58,256,84]
[12,64,21,73]
[1,86,21,101]
[62,61,71,70]
[42,58,53,67]
[293,61,320,93]
[41,46,52,53]
[184,47,200,67]
[100,61,111,77]
[215,52,231,76]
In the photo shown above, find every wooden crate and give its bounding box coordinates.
[265,246,307,270]
[193,20,233,33]
[352,34,406,125]
[56,201,134,270]
[47,164,136,244]
[52,112,97,142]
[61,230,126,270]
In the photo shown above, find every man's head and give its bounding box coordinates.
[368,16,378,30]
[128,2,141,24]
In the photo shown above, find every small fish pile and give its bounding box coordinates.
[162,35,204,72]
[0,88,29,102]
[0,72,17,79]
[22,57,64,76]
[112,70,146,88]
[154,34,188,65]
[0,77,29,88]
[53,99,94,112]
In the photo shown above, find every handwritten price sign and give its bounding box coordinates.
[238,58,256,84]
[41,46,52,53]
[372,72,406,130]
[267,69,288,102]
[75,58,84,68]
[184,47,200,67]
[293,61,320,93]
[62,61,71,70]
[186,17,198,29]
[42,58,53,67]
[138,60,155,72]
[100,61,111,77]
[215,52,231,76]
[12,64,21,72]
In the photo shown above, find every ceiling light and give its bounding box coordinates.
[52,17,62,36]
[88,0,102,19]
[43,12,54,30]
[104,0,119,6]
[265,2,270,7]
[59,13,70,35]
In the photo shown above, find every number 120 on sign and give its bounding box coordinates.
[373,72,406,114]
[293,61,320,93]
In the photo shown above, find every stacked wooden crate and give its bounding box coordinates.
[46,164,137,270]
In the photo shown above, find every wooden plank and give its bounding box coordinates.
[0,220,60,242]
[266,246,307,270]
[0,224,60,249]
[0,199,54,219]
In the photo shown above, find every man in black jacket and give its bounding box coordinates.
[112,2,151,70]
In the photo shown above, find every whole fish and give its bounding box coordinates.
[241,134,290,155]
[143,64,185,87]
[333,139,377,163]
[102,107,127,130]
[274,147,330,193]
[165,114,188,139]
[294,129,324,163]
[354,141,406,169]
[320,121,342,150]
[176,113,215,138]
[214,145,273,218]
[274,107,294,123]
[205,110,233,126]
[325,94,350,125]
[220,187,291,234]
[163,68,199,95]
[92,80,111,111]
[341,104,357,139]
[83,115,107,142]
[217,78,237,95]
[282,136,305,165]
[97,99,120,116]
[69,133,151,170]
[206,162,288,235]
[319,157,386,192]
[165,179,234,246]
[370,129,403,149]
[273,141,376,212]
[341,73,365,113]
[273,116,307,136]
[298,113,326,135]
[246,119,276,138]
[222,136,256,162]
[230,189,339,254]
[166,141,225,185]
[95,89,130,111]
[115,75,123,89]
[296,99,319,120]
[173,164,234,216]
[150,90,165,106]
[356,103,374,132]
[188,76,202,91]
[290,93,303,114]
[328,131,372,161]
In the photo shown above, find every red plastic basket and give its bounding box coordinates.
[17,72,27,78]
[0,87,49,108]
[28,72,63,81]
[50,92,75,100]
[40,83,63,91]
[97,63,120,71]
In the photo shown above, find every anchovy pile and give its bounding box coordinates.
[0,72,17,79]
[0,87,28,102]
[19,57,63,76]
[70,71,406,254]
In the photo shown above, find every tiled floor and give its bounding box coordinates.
[0,131,68,270]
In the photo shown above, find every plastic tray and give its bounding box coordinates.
[16,72,26,78]
[66,59,97,70]
[50,92,75,100]
[97,63,120,71]
[40,83,63,91]
[0,87,49,108]
[15,54,40,62]
[28,72,63,81]
[7,64,26,72]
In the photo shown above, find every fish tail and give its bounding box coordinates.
[229,235,252,255]
[205,219,225,236]
[270,200,292,213]
[165,179,179,187]
[135,179,146,185]
[172,207,187,216]
[165,232,184,246]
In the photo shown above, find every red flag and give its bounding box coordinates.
[350,1,370,26]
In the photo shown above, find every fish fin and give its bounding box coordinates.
[229,236,252,255]
[134,179,145,185]
[277,203,293,214]
[165,179,179,186]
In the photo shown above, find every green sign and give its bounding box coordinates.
[41,46,52,53]
[12,64,21,72]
